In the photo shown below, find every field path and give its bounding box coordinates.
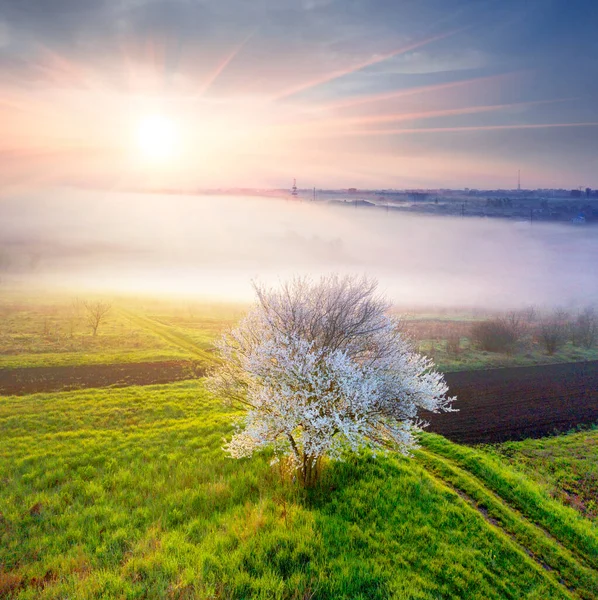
[118,309,219,364]
[417,448,598,599]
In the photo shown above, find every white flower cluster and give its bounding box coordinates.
[206,275,455,477]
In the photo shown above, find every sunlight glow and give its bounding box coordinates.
[135,114,180,162]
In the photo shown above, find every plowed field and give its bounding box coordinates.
[426,361,598,443]
[0,360,204,396]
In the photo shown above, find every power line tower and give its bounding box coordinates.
[291,178,298,198]
[518,169,521,191]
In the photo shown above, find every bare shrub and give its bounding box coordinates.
[521,305,537,324]
[445,334,461,356]
[504,310,529,339]
[538,310,569,355]
[570,307,598,348]
[83,300,112,336]
[470,319,519,353]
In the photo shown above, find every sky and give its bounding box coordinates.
[1,0,598,189]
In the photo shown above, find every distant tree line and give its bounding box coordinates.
[470,306,598,356]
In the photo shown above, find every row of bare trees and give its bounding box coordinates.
[470,307,598,355]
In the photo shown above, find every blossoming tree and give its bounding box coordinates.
[207,275,455,487]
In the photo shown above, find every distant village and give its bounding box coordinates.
[281,183,598,224]
[133,182,598,224]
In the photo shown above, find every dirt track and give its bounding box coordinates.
[425,361,598,443]
[0,361,205,396]
[1,359,597,443]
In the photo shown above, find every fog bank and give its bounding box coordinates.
[0,188,596,309]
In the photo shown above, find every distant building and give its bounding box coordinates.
[348,188,358,194]
[570,189,582,198]
[408,192,428,202]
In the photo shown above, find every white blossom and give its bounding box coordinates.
[206,274,455,486]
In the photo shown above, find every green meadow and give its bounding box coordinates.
[0,296,243,369]
[1,381,597,599]
[484,428,598,522]
[2,294,598,372]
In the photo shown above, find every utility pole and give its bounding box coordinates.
[461,203,465,217]
[313,187,316,202]
[518,169,521,192]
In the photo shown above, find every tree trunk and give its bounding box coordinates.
[299,454,321,488]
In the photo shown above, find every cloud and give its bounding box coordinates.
[369,48,488,75]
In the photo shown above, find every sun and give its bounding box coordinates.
[135,114,180,162]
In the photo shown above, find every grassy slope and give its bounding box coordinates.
[1,382,596,599]
[0,300,192,369]
[485,429,598,521]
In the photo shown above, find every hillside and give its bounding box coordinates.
[484,429,598,522]
[1,381,597,599]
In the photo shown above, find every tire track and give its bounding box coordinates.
[422,465,577,600]
[119,309,218,365]
[417,449,598,600]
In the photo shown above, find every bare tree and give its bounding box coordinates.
[83,300,112,336]
[207,275,454,488]
[521,305,537,324]
[504,310,528,339]
[538,309,569,355]
[570,307,598,348]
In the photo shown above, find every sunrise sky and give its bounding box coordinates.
[1,0,598,190]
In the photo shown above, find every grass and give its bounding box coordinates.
[0,349,192,370]
[415,446,598,599]
[3,292,598,373]
[485,428,598,521]
[0,296,190,369]
[119,310,219,365]
[0,295,243,369]
[418,434,598,570]
[1,382,596,599]
[423,339,598,372]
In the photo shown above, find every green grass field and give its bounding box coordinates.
[0,295,244,369]
[2,382,597,599]
[485,428,598,522]
[429,340,598,373]
[0,296,187,369]
[2,293,598,373]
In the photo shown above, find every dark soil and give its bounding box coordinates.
[2,359,597,445]
[425,361,598,444]
[0,361,205,396]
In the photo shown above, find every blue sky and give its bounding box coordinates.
[1,0,597,189]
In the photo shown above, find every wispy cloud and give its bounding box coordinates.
[271,29,462,101]
[341,121,598,136]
